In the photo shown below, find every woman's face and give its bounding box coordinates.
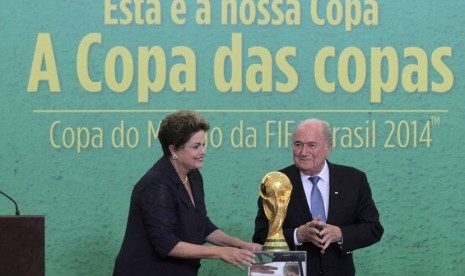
[174,130,207,171]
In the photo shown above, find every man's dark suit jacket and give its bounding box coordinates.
[253,161,384,276]
[113,156,218,276]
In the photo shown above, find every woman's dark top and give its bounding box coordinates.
[113,156,218,276]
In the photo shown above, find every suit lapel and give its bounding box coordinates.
[179,186,194,208]
[286,166,313,222]
[327,162,343,223]
[158,156,195,209]
[187,173,201,208]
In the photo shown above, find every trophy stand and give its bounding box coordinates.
[248,251,307,276]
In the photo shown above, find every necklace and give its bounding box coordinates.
[182,176,188,184]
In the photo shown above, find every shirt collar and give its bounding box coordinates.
[300,160,330,183]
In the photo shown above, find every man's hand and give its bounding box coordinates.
[318,223,342,250]
[297,216,342,250]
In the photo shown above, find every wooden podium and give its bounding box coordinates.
[0,215,45,276]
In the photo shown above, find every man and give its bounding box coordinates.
[253,119,383,275]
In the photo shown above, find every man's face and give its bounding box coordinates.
[292,122,331,175]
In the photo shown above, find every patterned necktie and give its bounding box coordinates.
[309,176,326,223]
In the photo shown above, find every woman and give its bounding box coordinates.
[113,110,262,276]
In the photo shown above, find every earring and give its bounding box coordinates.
[172,154,178,160]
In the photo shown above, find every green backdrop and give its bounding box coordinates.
[1,1,464,275]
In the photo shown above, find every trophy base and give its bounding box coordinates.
[248,251,307,276]
[262,238,289,251]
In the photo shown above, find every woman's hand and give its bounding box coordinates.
[217,247,256,270]
[240,241,263,252]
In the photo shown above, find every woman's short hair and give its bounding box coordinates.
[158,110,210,157]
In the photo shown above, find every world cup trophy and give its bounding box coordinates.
[260,171,293,251]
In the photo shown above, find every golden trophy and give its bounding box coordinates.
[249,172,306,275]
[260,171,292,251]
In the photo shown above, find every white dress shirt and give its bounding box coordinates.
[293,161,330,245]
